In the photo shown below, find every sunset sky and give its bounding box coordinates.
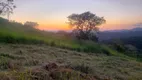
[9,0,142,31]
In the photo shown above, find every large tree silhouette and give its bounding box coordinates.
[68,11,106,41]
[0,0,16,16]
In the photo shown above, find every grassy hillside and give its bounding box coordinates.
[0,17,142,80]
[0,17,140,61]
[0,17,123,56]
[0,44,142,80]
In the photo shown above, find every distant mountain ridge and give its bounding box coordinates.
[103,27,142,32]
[99,27,142,41]
[131,27,142,31]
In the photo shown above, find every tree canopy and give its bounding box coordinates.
[68,11,106,41]
[0,0,16,15]
[24,21,39,28]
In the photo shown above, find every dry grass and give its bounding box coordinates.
[0,43,142,80]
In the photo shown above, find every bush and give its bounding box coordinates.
[72,63,93,74]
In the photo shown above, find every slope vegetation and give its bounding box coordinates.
[0,44,142,80]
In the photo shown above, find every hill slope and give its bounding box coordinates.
[0,44,142,80]
[0,17,126,57]
[0,17,142,80]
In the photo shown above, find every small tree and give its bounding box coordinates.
[0,0,16,18]
[24,21,39,28]
[68,11,106,41]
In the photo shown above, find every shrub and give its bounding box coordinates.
[72,63,93,74]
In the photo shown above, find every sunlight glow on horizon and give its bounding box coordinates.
[8,0,142,31]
